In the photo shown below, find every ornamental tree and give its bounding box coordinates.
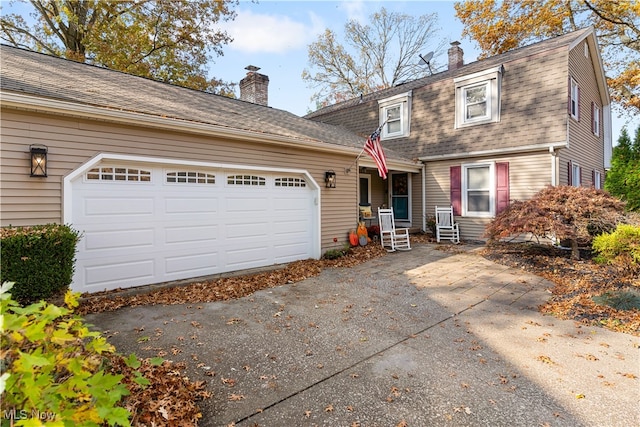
[485,185,626,259]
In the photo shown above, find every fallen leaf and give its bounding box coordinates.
[228,393,245,401]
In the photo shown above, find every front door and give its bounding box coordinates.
[391,173,410,221]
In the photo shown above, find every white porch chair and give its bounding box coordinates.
[378,208,411,252]
[435,205,460,244]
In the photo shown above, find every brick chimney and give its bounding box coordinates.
[448,41,464,70]
[240,65,269,106]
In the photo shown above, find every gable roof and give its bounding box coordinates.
[305,27,597,119]
[0,44,415,164]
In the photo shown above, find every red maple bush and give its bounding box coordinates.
[485,186,626,259]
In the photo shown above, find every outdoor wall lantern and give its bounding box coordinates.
[325,170,336,188]
[30,144,48,177]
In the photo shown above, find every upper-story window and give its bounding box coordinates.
[378,91,411,139]
[592,103,600,136]
[454,65,503,128]
[570,78,580,120]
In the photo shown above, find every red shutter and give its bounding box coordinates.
[568,160,573,186]
[591,102,595,133]
[450,165,461,216]
[496,162,510,214]
[592,169,595,187]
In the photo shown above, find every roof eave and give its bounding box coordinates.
[0,91,362,157]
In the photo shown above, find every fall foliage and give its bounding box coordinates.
[484,185,626,259]
[0,0,238,95]
[454,0,640,115]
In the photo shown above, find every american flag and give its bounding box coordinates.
[363,126,388,179]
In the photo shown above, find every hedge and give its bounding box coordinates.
[0,224,80,303]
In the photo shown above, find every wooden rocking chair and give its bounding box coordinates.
[435,205,460,244]
[378,208,411,252]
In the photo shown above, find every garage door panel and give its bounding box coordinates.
[83,228,155,251]
[71,165,317,293]
[226,196,270,213]
[165,251,219,275]
[273,242,312,262]
[83,258,155,292]
[165,225,218,244]
[226,246,269,269]
[272,196,310,212]
[226,221,270,239]
[83,196,155,216]
[164,197,219,214]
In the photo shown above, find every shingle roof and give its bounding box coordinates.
[305,27,593,119]
[0,44,409,161]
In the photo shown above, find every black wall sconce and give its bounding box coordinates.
[325,170,336,188]
[30,144,48,177]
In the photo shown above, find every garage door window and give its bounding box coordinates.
[228,175,266,186]
[86,167,151,182]
[275,177,306,187]
[166,171,215,184]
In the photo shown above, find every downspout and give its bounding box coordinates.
[550,146,557,186]
[421,163,427,232]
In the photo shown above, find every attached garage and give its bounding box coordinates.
[65,154,320,293]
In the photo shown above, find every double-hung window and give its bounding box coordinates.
[378,91,411,139]
[463,163,494,217]
[570,78,580,120]
[592,103,600,136]
[455,65,503,128]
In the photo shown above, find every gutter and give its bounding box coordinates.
[418,141,568,161]
[1,91,361,157]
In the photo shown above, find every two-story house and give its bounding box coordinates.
[305,27,612,240]
[0,27,611,295]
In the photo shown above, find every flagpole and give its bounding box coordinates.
[345,120,388,174]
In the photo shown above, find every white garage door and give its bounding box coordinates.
[69,160,318,293]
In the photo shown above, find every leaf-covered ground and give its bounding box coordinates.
[78,237,638,425]
[480,242,640,336]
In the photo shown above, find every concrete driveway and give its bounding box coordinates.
[84,243,640,427]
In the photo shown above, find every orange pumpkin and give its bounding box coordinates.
[349,230,359,246]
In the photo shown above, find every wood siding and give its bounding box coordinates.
[558,40,607,187]
[0,109,357,252]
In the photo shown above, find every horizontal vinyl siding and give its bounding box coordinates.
[425,152,552,240]
[559,42,606,186]
[0,109,356,252]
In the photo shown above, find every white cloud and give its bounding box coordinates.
[221,9,325,54]
[340,0,366,23]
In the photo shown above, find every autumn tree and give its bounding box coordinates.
[485,186,626,260]
[605,126,640,211]
[454,0,640,116]
[0,0,238,94]
[302,7,445,107]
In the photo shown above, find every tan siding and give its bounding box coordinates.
[0,109,357,253]
[425,152,553,240]
[559,41,606,187]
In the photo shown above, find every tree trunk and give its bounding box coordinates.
[571,238,581,260]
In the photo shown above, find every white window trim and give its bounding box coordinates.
[454,65,503,128]
[570,78,580,120]
[594,170,602,189]
[462,162,495,218]
[572,162,581,187]
[593,103,600,137]
[378,91,411,140]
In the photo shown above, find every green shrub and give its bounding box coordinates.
[0,224,80,303]
[323,246,350,259]
[0,282,132,426]
[592,290,640,311]
[592,224,640,267]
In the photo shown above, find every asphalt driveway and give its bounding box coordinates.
[84,243,640,427]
